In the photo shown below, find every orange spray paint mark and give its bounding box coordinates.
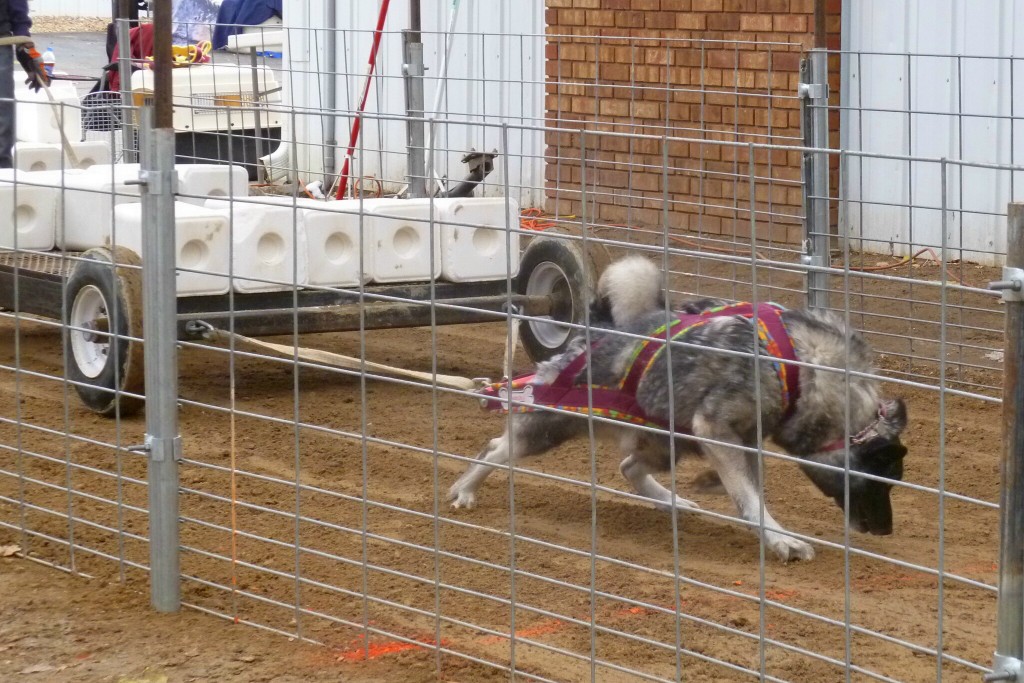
[335,637,448,662]
[480,619,567,645]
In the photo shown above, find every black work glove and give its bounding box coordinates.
[15,42,49,93]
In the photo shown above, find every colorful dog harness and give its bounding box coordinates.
[479,303,801,430]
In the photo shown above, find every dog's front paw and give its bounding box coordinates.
[766,532,815,563]
[447,484,477,510]
[653,497,701,514]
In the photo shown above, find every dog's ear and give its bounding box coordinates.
[878,398,908,437]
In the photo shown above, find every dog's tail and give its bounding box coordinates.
[592,255,665,327]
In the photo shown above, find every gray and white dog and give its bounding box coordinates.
[448,256,908,562]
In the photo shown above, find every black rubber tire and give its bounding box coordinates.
[64,247,145,417]
[515,235,602,363]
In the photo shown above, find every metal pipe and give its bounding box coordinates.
[151,0,172,129]
[800,49,831,310]
[403,24,427,198]
[249,47,265,183]
[324,0,338,186]
[425,0,464,196]
[992,203,1024,680]
[115,0,135,162]
[814,0,827,49]
[141,0,180,613]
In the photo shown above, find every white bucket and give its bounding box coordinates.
[435,196,520,282]
[110,202,231,296]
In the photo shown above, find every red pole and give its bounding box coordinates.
[335,0,392,199]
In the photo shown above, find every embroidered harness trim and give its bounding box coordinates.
[480,302,801,430]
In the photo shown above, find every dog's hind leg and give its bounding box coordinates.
[691,414,815,562]
[618,431,700,512]
[448,412,585,510]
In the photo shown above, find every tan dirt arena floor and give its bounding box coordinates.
[0,254,1006,682]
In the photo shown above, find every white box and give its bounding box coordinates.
[68,140,113,169]
[0,180,59,250]
[51,169,141,250]
[0,167,140,249]
[14,79,81,145]
[206,202,308,293]
[364,199,440,283]
[435,196,520,282]
[176,164,249,204]
[110,203,231,296]
[210,195,378,286]
[13,142,62,172]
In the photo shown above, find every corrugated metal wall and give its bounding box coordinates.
[843,0,1024,264]
[284,0,545,205]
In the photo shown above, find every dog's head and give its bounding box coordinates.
[800,398,908,535]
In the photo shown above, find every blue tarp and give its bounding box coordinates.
[212,0,283,50]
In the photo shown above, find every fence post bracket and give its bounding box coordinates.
[985,655,1021,682]
[989,267,1024,302]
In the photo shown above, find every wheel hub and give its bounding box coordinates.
[524,261,575,350]
[69,284,111,380]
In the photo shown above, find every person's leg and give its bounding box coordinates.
[0,46,15,169]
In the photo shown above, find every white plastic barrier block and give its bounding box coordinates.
[205,201,308,293]
[68,140,113,169]
[435,196,521,282]
[85,162,249,203]
[110,203,231,296]
[362,199,440,283]
[209,195,382,287]
[176,164,249,205]
[0,167,139,249]
[0,179,59,250]
[14,79,81,145]
[13,142,62,172]
[48,168,140,250]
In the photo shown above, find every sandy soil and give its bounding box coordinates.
[0,251,1006,682]
[31,18,111,34]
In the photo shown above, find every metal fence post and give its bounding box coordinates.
[403,0,427,198]
[139,0,181,613]
[799,48,831,310]
[988,204,1024,681]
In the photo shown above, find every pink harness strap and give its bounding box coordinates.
[479,303,800,429]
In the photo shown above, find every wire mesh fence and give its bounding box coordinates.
[0,16,1015,683]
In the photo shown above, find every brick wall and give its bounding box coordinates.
[544,0,841,245]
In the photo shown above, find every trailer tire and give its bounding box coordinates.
[65,247,145,417]
[515,235,601,363]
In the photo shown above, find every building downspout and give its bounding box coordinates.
[324,0,338,188]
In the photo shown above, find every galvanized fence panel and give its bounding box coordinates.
[0,20,1014,683]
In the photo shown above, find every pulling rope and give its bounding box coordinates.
[194,324,481,391]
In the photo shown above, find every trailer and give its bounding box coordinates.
[0,233,599,416]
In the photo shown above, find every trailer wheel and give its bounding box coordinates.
[65,247,145,417]
[515,235,601,363]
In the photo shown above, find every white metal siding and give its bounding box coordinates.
[283,0,545,206]
[843,0,1024,264]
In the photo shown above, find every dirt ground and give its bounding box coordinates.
[0,252,1006,682]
